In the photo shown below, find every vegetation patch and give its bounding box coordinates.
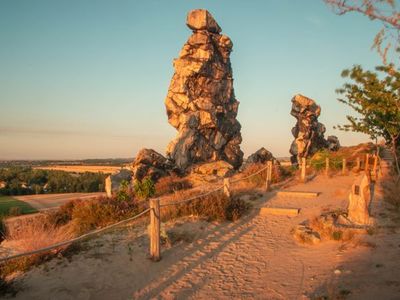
[161,190,250,222]
[0,196,37,216]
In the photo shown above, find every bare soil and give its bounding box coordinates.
[5,172,400,300]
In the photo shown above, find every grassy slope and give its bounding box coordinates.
[0,196,37,216]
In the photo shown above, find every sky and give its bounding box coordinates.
[0,0,385,160]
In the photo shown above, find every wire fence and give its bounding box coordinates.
[0,162,275,263]
[0,154,380,263]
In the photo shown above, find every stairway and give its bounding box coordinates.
[379,146,395,176]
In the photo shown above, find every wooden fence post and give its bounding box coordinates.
[223,178,231,198]
[325,157,330,177]
[265,160,273,191]
[356,157,361,171]
[149,198,160,261]
[342,158,347,175]
[300,157,306,182]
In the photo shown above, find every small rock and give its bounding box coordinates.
[334,269,341,275]
[131,148,175,182]
[245,147,275,165]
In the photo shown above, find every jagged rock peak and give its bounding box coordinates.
[165,9,243,170]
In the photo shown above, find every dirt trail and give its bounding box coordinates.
[9,171,400,300]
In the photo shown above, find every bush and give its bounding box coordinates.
[70,197,140,235]
[161,191,250,222]
[134,178,155,200]
[155,175,192,196]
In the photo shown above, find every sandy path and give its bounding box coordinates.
[14,192,106,210]
[134,175,355,299]
[9,172,400,299]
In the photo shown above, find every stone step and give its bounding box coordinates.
[276,191,319,198]
[259,207,300,216]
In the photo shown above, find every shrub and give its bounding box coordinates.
[161,191,250,222]
[70,197,139,235]
[155,175,192,196]
[134,177,155,200]
[116,180,131,202]
[46,199,81,226]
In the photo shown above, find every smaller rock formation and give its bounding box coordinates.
[191,160,234,177]
[326,135,340,151]
[246,147,275,165]
[165,9,243,171]
[289,94,340,164]
[105,169,132,198]
[131,148,175,182]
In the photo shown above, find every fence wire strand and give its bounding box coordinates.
[0,157,324,263]
[0,208,150,263]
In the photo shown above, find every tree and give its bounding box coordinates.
[324,0,400,64]
[336,64,400,175]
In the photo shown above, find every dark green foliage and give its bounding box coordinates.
[134,177,155,200]
[0,167,107,195]
[309,150,344,171]
[337,64,400,173]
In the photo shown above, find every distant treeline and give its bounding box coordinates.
[0,158,133,168]
[0,167,107,195]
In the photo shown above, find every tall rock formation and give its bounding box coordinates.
[165,9,243,170]
[289,94,340,164]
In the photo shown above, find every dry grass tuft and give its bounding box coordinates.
[0,216,75,279]
[155,174,192,196]
[5,218,74,254]
[309,215,355,242]
[161,190,250,222]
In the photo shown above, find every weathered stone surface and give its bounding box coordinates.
[131,148,174,182]
[348,175,371,225]
[186,9,222,33]
[105,169,132,198]
[246,147,275,164]
[191,160,234,177]
[165,9,243,171]
[289,94,340,164]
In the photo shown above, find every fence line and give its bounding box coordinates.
[160,186,224,208]
[0,162,275,263]
[0,208,150,263]
[0,158,307,262]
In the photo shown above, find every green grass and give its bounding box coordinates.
[0,196,37,216]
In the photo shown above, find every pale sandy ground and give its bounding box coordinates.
[14,192,106,211]
[6,172,400,300]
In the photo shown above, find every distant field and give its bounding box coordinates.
[0,196,38,215]
[14,192,106,211]
[34,165,123,174]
